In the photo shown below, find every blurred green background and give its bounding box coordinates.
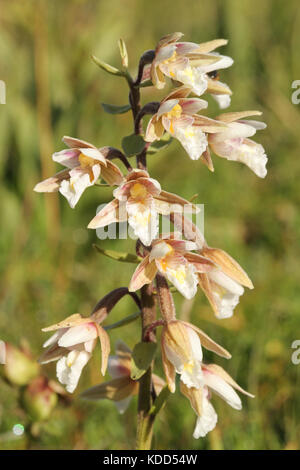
[1,0,300,450]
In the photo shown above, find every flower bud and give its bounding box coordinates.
[23,376,58,421]
[3,343,39,386]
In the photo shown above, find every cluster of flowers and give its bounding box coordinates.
[34,33,267,438]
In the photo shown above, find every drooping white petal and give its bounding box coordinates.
[126,198,159,246]
[115,396,132,414]
[59,164,100,208]
[56,350,90,393]
[212,93,231,109]
[208,271,244,319]
[193,395,218,438]
[175,66,208,96]
[173,124,208,160]
[58,324,98,348]
[203,370,242,410]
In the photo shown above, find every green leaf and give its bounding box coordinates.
[101,103,131,115]
[91,55,124,76]
[131,342,157,380]
[148,134,173,155]
[118,38,128,68]
[138,79,153,88]
[149,385,171,416]
[122,134,145,157]
[93,244,142,263]
[104,311,141,331]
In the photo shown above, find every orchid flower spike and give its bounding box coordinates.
[161,320,231,392]
[34,136,124,208]
[208,111,268,177]
[88,170,198,246]
[151,33,233,98]
[80,340,165,414]
[39,313,110,393]
[181,363,254,438]
[129,233,214,299]
[145,86,227,161]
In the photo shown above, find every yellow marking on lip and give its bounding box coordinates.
[130,183,148,201]
[184,128,195,139]
[78,153,96,168]
[166,104,182,134]
[183,361,194,374]
[78,153,98,182]
[174,267,187,284]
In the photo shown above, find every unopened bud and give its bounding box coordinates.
[3,343,39,386]
[118,38,128,68]
[23,376,58,421]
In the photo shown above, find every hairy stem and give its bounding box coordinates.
[126,56,158,449]
[136,284,157,450]
[155,274,176,322]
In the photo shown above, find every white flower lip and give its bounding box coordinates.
[56,350,91,393]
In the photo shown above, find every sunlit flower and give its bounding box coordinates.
[208,111,268,177]
[34,136,124,208]
[151,33,233,97]
[145,87,227,161]
[81,341,165,414]
[129,234,215,299]
[2,342,39,385]
[88,170,198,246]
[161,320,231,392]
[181,363,254,438]
[39,313,110,393]
[197,246,254,319]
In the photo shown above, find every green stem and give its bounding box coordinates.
[104,311,141,330]
[124,58,158,449]
[136,284,157,450]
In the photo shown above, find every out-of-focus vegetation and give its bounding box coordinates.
[0,0,300,450]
